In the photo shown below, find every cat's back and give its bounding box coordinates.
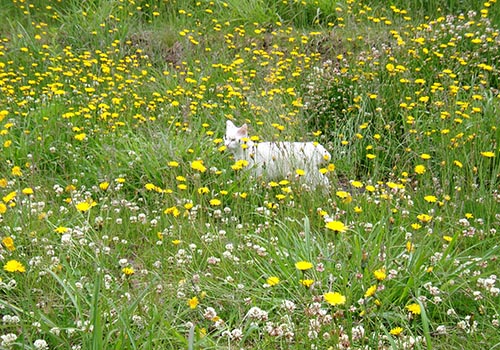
[255,141,330,162]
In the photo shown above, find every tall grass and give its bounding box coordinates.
[0,0,498,349]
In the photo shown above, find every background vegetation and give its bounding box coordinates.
[0,0,498,349]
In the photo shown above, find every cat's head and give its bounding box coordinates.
[224,120,248,152]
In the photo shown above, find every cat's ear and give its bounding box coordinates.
[226,120,236,130]
[237,123,248,136]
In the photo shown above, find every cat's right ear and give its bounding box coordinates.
[226,120,236,129]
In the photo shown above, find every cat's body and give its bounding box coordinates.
[224,120,331,187]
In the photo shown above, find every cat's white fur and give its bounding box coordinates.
[224,120,331,187]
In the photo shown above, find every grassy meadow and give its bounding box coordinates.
[1,0,499,349]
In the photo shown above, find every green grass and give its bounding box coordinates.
[0,0,499,349]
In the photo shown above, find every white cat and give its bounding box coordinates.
[224,120,331,187]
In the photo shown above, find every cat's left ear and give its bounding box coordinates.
[237,124,248,136]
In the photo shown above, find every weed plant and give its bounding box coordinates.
[0,0,499,349]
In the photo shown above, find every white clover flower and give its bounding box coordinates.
[33,339,49,350]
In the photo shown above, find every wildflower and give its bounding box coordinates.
[22,187,34,195]
[417,213,433,223]
[191,160,207,173]
[0,202,7,214]
[11,166,23,176]
[336,191,352,203]
[99,181,109,190]
[325,220,347,233]
[351,181,363,188]
[414,164,426,175]
[365,185,375,192]
[4,259,26,273]
[188,296,199,309]
[74,133,86,141]
[406,303,421,315]
[406,241,415,252]
[168,161,179,167]
[373,268,387,281]
[3,191,16,203]
[295,169,305,176]
[122,267,135,276]
[453,160,463,168]
[295,260,313,271]
[231,159,249,170]
[443,235,453,242]
[198,187,210,195]
[300,279,314,287]
[266,276,280,286]
[75,200,95,212]
[420,153,431,160]
[390,327,404,336]
[324,292,346,306]
[54,226,69,234]
[480,151,495,158]
[424,195,437,203]
[164,206,180,217]
[209,199,221,206]
[364,284,377,298]
[2,236,15,251]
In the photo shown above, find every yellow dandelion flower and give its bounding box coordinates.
[373,268,387,281]
[417,213,433,223]
[266,276,280,286]
[351,181,363,188]
[3,191,17,203]
[390,327,403,336]
[191,160,207,173]
[295,169,305,176]
[197,187,209,195]
[2,237,15,251]
[364,284,377,298]
[122,267,135,276]
[209,199,221,206]
[4,259,26,273]
[406,303,421,315]
[406,241,415,252]
[300,279,314,287]
[411,223,422,230]
[414,164,426,175]
[0,203,7,214]
[99,181,109,190]
[324,292,346,306]
[295,260,313,271]
[480,151,495,158]
[188,296,199,309]
[54,226,69,234]
[325,220,347,233]
[74,133,86,141]
[365,185,376,192]
[75,200,95,212]
[164,206,181,217]
[424,195,437,203]
[22,187,34,195]
[11,166,23,177]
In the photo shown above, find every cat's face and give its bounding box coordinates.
[224,120,248,151]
